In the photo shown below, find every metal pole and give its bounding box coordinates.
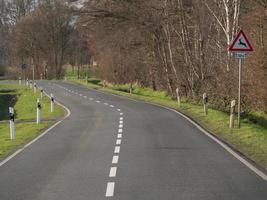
[238,59,242,128]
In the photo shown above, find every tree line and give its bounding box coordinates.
[0,0,266,113]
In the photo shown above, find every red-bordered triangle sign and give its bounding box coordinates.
[229,30,253,52]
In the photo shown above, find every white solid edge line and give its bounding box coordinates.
[0,89,71,168]
[88,86,267,182]
[109,167,117,177]
[162,106,267,182]
[105,182,115,197]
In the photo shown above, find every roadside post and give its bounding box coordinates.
[229,29,253,128]
[9,107,15,140]
[21,63,27,85]
[26,78,29,87]
[230,100,236,129]
[37,98,41,124]
[29,80,32,89]
[203,93,208,115]
[176,88,181,107]
[40,87,44,100]
[50,94,54,112]
[40,73,43,80]
[34,82,37,93]
[19,77,22,85]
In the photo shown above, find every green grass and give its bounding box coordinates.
[0,84,65,160]
[0,84,64,121]
[67,78,267,169]
[0,122,49,158]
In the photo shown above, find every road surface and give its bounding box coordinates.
[0,80,266,200]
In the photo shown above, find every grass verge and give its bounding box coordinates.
[67,78,267,170]
[0,84,65,160]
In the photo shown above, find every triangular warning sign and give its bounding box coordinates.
[229,30,253,52]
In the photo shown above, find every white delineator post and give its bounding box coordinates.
[37,98,41,124]
[203,93,208,116]
[34,83,37,93]
[29,80,32,89]
[26,79,29,87]
[230,100,236,129]
[176,88,181,107]
[9,107,15,140]
[40,88,43,100]
[19,77,22,85]
[50,94,54,112]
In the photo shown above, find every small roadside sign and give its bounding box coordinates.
[228,29,253,129]
[229,30,253,52]
[235,52,247,59]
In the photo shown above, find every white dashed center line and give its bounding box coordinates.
[106,182,115,197]
[109,167,117,177]
[116,139,121,145]
[112,155,119,164]
[114,146,120,153]
[65,86,125,198]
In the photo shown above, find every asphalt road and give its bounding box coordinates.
[0,80,266,200]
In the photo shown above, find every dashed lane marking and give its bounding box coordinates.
[105,182,115,197]
[114,146,120,154]
[109,167,117,177]
[116,139,121,145]
[112,155,119,164]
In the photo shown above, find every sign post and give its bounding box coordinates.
[229,29,253,128]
